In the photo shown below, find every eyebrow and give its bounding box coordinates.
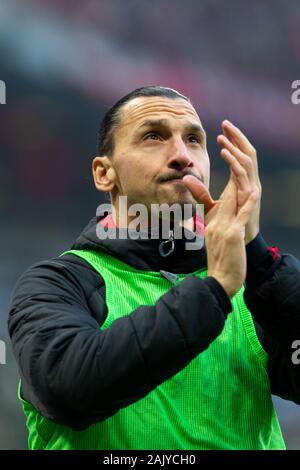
[136,119,207,139]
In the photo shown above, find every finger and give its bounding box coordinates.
[217,134,255,185]
[236,187,260,226]
[220,148,250,192]
[182,175,217,214]
[221,149,254,209]
[222,120,259,174]
[222,120,254,154]
[221,122,261,190]
[222,125,239,149]
[214,177,238,219]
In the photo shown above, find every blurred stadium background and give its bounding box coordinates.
[0,0,300,449]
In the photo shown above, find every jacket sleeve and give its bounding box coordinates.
[8,254,232,430]
[244,234,300,404]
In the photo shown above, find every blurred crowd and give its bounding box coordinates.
[17,0,300,80]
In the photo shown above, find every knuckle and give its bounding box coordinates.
[226,231,240,243]
[224,223,236,235]
[253,184,261,195]
[238,168,247,178]
[244,156,253,168]
[244,190,252,200]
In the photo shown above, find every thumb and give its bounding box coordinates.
[182,175,216,214]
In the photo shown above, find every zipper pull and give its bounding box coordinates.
[158,230,175,258]
[160,270,179,285]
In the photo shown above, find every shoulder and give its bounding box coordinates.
[9,252,107,326]
[16,252,103,293]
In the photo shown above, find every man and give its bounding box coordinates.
[8,86,300,450]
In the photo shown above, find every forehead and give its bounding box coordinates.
[119,96,202,130]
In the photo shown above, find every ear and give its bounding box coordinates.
[92,156,117,192]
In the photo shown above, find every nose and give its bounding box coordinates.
[167,137,194,171]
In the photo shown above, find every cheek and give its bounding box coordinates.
[205,159,210,186]
[196,152,210,186]
[117,156,153,192]
[202,151,210,184]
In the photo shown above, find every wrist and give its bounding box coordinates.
[245,228,259,245]
[204,277,233,313]
[245,233,280,289]
[207,273,236,299]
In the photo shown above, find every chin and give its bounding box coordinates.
[157,194,197,212]
[167,190,196,205]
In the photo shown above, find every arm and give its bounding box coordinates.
[8,254,231,430]
[213,120,300,403]
[244,234,300,404]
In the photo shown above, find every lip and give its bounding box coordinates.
[162,178,185,184]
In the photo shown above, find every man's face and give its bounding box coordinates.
[110,96,210,211]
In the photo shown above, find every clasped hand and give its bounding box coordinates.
[182,120,261,298]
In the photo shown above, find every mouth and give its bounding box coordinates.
[160,172,203,187]
[162,178,185,184]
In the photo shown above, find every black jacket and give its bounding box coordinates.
[7,213,300,430]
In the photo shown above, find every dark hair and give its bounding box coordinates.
[97,86,190,156]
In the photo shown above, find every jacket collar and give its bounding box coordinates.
[72,209,207,274]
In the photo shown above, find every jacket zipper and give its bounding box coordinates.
[158,230,175,258]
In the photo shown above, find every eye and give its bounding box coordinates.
[187,134,201,144]
[144,132,161,141]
